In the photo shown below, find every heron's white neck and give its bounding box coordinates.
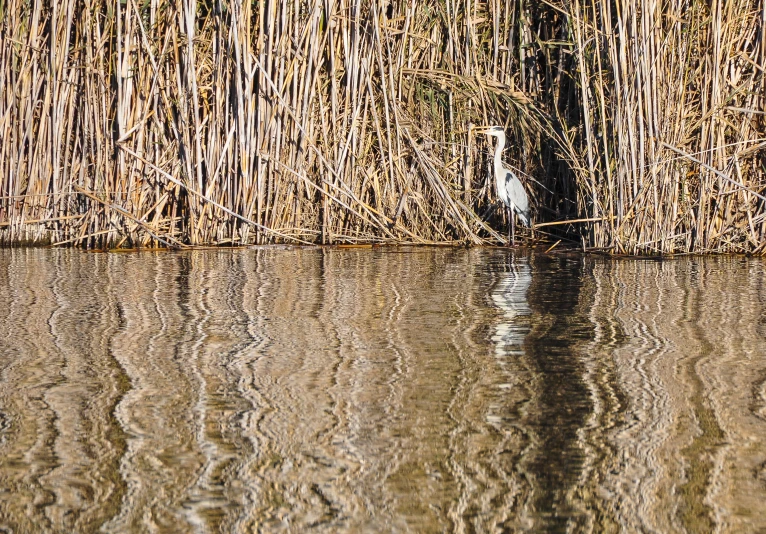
[492,132,506,197]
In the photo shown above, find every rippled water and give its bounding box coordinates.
[0,248,765,533]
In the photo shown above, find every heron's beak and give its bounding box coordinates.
[473,126,491,133]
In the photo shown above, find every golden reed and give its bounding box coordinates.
[0,0,763,252]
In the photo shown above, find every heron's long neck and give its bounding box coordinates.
[493,134,506,194]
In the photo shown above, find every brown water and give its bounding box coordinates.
[0,248,765,533]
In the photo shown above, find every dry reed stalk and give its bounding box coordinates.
[0,0,763,252]
[559,0,766,253]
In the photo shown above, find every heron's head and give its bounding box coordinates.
[475,125,505,138]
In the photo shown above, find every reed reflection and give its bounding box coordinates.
[1,250,765,533]
[521,255,595,532]
[582,257,766,533]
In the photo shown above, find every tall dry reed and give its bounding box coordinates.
[0,0,763,252]
[556,0,766,253]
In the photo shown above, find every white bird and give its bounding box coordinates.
[478,125,531,246]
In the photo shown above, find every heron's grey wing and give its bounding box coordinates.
[504,171,530,223]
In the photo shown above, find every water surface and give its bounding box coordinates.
[0,248,765,533]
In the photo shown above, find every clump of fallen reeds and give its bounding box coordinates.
[0,0,763,253]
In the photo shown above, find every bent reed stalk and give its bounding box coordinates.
[0,0,763,253]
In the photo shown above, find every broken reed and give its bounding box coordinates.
[0,0,763,253]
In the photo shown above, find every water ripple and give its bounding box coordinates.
[0,250,765,532]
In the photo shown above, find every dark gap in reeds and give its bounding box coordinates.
[0,0,763,253]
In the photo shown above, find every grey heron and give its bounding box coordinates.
[477,126,530,246]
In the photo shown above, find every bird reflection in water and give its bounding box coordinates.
[476,254,538,530]
[491,255,532,356]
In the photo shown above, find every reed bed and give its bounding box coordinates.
[0,0,763,252]
[559,0,766,253]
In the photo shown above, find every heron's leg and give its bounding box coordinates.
[511,212,516,247]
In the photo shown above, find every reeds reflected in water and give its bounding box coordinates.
[0,249,764,532]
[579,257,766,533]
